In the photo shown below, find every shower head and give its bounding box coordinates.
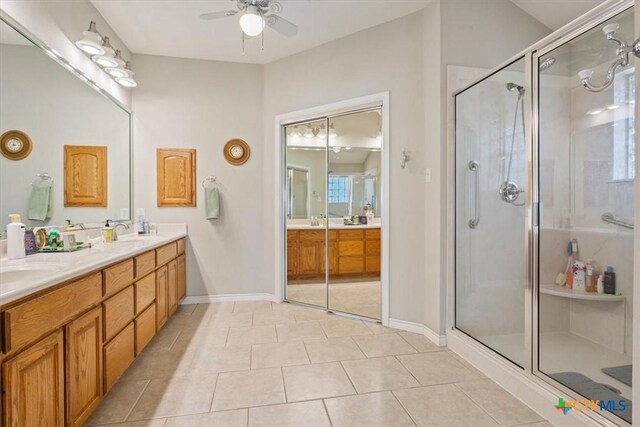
[506,82,524,95]
[539,56,556,71]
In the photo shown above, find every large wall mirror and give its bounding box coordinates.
[0,17,131,233]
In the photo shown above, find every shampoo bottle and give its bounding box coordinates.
[604,267,616,295]
[7,214,26,259]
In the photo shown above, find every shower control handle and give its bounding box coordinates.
[468,161,480,229]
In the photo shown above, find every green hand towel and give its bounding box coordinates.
[28,184,52,221]
[205,186,219,219]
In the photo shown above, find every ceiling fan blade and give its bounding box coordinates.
[265,15,298,37]
[200,10,238,20]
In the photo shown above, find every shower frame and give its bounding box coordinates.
[448,1,637,426]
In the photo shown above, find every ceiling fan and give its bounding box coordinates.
[200,0,298,53]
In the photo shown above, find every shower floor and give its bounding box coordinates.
[478,331,632,399]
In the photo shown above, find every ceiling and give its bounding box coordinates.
[509,0,606,31]
[90,0,431,65]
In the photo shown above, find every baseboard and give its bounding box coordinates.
[389,318,447,347]
[182,293,279,305]
[446,330,614,427]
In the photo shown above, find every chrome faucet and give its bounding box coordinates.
[109,221,130,241]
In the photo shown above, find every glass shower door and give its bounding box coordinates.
[455,57,528,367]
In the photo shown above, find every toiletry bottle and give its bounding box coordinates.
[603,267,616,295]
[573,261,586,292]
[585,259,595,292]
[136,208,146,235]
[102,220,114,243]
[596,274,604,294]
[7,214,26,259]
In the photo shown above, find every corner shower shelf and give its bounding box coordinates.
[540,284,625,302]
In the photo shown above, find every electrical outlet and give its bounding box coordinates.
[424,168,432,183]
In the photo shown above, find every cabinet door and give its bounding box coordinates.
[167,260,178,316]
[66,307,103,427]
[63,145,107,207]
[156,148,196,207]
[177,254,186,302]
[287,242,298,276]
[298,241,321,275]
[156,265,168,329]
[3,330,64,427]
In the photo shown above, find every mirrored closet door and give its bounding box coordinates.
[284,108,383,320]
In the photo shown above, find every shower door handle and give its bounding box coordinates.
[468,161,479,229]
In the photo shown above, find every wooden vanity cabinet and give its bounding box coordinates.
[66,307,102,427]
[3,330,65,427]
[287,229,379,279]
[0,237,187,426]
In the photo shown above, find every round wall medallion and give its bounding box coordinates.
[1,130,33,160]
[223,138,250,165]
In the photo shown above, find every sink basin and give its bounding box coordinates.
[0,264,59,283]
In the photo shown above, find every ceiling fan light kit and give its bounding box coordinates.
[200,0,298,54]
[74,21,137,88]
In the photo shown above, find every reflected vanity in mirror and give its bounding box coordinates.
[0,17,131,233]
[284,108,382,320]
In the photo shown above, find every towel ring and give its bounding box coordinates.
[31,172,53,187]
[202,175,217,188]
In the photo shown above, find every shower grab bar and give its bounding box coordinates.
[468,161,479,229]
[601,213,634,230]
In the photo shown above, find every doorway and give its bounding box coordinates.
[276,94,389,323]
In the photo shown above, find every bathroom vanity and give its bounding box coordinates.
[0,233,186,426]
[287,225,380,279]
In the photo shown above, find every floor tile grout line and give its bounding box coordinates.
[452,381,506,426]
[396,331,423,353]
[122,379,151,422]
[208,373,221,412]
[321,398,334,427]
[394,355,425,386]
[338,360,360,394]
[280,367,289,403]
[390,389,419,427]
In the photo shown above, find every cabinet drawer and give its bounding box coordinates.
[338,241,364,256]
[103,259,134,296]
[135,251,156,279]
[366,256,381,273]
[177,238,186,254]
[103,286,134,342]
[339,229,364,241]
[135,272,156,315]
[2,272,102,354]
[299,230,325,241]
[339,256,364,274]
[135,303,156,355]
[156,242,177,266]
[365,239,380,256]
[103,322,134,393]
[365,228,380,240]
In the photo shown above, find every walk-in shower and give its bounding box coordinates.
[454,4,635,425]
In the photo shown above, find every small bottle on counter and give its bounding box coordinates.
[7,214,26,260]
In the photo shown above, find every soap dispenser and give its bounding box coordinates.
[102,220,114,243]
[7,214,26,259]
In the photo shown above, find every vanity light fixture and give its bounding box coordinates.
[586,108,604,116]
[332,147,341,153]
[75,21,137,88]
[303,128,315,139]
[75,21,106,55]
[345,147,352,150]
[605,104,620,110]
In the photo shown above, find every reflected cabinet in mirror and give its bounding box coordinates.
[284,108,382,320]
[0,18,131,232]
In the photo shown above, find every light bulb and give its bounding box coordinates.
[75,23,105,56]
[240,6,264,37]
[332,147,341,153]
[116,76,138,88]
[586,108,603,116]
[605,104,620,110]
[92,55,119,67]
[304,130,314,139]
[105,67,129,78]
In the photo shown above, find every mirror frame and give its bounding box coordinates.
[0,11,133,225]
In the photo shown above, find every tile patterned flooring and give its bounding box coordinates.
[85,302,551,427]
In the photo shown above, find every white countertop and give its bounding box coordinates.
[0,231,186,306]
[287,223,381,230]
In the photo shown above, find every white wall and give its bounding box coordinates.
[131,54,264,297]
[263,11,427,323]
[0,0,132,107]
